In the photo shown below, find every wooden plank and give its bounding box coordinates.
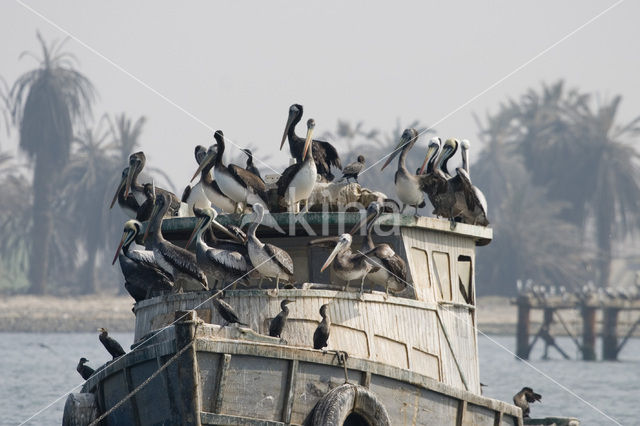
[201,412,285,426]
[282,359,298,424]
[213,354,231,413]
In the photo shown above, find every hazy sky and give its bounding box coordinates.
[1,1,638,188]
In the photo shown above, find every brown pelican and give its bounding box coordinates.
[110,167,140,218]
[213,294,247,327]
[112,219,173,302]
[187,144,238,214]
[455,140,489,226]
[381,128,426,215]
[242,148,262,180]
[193,131,267,208]
[513,387,541,418]
[351,202,408,296]
[269,299,294,338]
[125,151,182,216]
[339,155,366,183]
[313,304,331,350]
[186,205,255,289]
[277,118,317,211]
[280,104,342,182]
[143,192,208,292]
[429,138,466,223]
[319,233,372,294]
[247,204,294,291]
[76,357,94,380]
[98,327,125,359]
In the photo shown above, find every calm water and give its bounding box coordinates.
[1,333,637,425]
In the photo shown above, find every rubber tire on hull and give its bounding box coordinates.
[62,393,98,426]
[309,383,390,426]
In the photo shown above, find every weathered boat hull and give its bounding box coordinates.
[70,310,521,426]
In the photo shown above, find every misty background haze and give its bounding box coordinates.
[1,0,640,295]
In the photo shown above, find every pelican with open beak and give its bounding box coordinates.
[380,128,425,215]
[277,118,318,212]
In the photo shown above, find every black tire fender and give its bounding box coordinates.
[310,383,391,426]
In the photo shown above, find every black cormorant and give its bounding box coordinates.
[313,304,331,350]
[242,148,262,180]
[340,155,366,183]
[76,357,95,380]
[513,387,541,418]
[269,299,294,338]
[98,327,126,359]
[213,295,247,327]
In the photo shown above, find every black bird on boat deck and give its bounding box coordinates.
[124,151,182,216]
[381,128,426,215]
[280,104,342,182]
[112,219,173,302]
[339,155,366,183]
[110,167,140,218]
[76,357,95,380]
[313,304,331,350]
[98,328,126,359]
[213,294,247,327]
[242,148,262,180]
[269,299,294,338]
[192,131,268,208]
[513,387,541,418]
[143,192,208,292]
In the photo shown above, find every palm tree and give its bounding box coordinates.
[60,122,117,293]
[10,32,95,294]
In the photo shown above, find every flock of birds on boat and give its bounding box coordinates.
[108,103,489,303]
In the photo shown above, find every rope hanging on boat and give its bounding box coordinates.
[88,341,194,426]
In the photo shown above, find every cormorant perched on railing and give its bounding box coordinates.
[313,304,331,350]
[269,299,294,338]
[110,167,140,218]
[513,387,541,418]
[76,357,95,380]
[246,204,294,291]
[381,128,426,215]
[339,155,366,183]
[112,219,173,302]
[98,328,126,359]
[186,205,255,289]
[192,131,268,208]
[213,294,247,327]
[242,148,262,180]
[124,151,182,216]
[277,119,317,212]
[280,104,342,182]
[143,192,208,292]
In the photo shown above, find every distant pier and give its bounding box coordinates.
[514,292,640,361]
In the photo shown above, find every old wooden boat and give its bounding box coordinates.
[62,212,575,425]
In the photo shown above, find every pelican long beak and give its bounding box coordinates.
[211,219,243,241]
[186,217,205,249]
[110,178,125,209]
[380,135,409,171]
[124,162,136,197]
[418,144,438,175]
[435,144,453,170]
[280,113,296,150]
[112,232,128,265]
[321,240,346,272]
[302,123,314,160]
[191,149,216,183]
[349,211,378,235]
